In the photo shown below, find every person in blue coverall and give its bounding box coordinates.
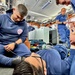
[56,0,75,75]
[0,4,31,66]
[56,8,70,48]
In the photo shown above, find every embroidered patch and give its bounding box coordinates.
[17,29,23,35]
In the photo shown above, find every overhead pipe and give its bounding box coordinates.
[42,0,51,9]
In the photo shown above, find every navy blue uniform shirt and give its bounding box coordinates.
[0,9,28,45]
[56,14,67,28]
[37,48,75,75]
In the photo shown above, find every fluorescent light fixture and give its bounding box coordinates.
[42,0,51,9]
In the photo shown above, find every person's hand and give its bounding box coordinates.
[4,43,15,52]
[63,21,67,24]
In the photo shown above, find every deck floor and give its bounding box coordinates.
[0,67,13,75]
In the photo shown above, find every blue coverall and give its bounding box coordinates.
[53,45,68,59]
[37,48,75,75]
[56,14,70,48]
[0,9,31,66]
[69,0,75,75]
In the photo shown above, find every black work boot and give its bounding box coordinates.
[12,56,22,67]
[12,56,26,67]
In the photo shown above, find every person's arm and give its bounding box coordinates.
[14,21,28,44]
[55,15,62,24]
[19,21,28,43]
[61,49,75,74]
[56,15,67,24]
[56,20,62,24]
[4,21,28,52]
[15,39,22,44]
[12,21,28,45]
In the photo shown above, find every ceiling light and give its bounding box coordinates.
[42,0,51,9]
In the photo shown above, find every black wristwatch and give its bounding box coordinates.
[62,22,64,24]
[15,43,18,47]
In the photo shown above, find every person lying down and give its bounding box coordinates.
[13,44,75,75]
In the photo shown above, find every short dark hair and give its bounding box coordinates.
[17,4,28,17]
[56,0,59,5]
[13,61,44,75]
